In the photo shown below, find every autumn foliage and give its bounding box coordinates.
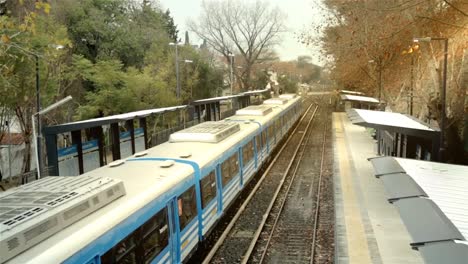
[301,0,468,163]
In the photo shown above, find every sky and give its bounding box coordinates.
[157,0,325,65]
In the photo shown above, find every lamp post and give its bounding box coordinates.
[403,44,419,115]
[32,95,72,179]
[1,43,65,176]
[410,54,414,115]
[228,53,235,109]
[35,44,64,175]
[228,53,235,96]
[169,42,183,98]
[413,37,449,161]
[183,60,193,99]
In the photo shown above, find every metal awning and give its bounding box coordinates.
[191,88,270,105]
[192,95,241,105]
[339,90,364,95]
[241,87,271,96]
[418,241,468,264]
[340,94,379,103]
[347,109,439,139]
[44,105,187,134]
[369,156,468,263]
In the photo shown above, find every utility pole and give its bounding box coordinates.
[378,63,382,102]
[169,42,182,98]
[228,53,235,109]
[35,54,42,176]
[413,37,449,162]
[410,55,414,115]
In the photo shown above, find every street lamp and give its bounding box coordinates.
[32,95,72,179]
[402,44,419,116]
[169,42,183,98]
[228,53,235,96]
[413,37,449,161]
[35,45,65,162]
[183,60,194,98]
[1,43,66,177]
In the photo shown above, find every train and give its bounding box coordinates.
[0,94,302,264]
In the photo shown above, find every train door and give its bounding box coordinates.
[172,186,199,262]
[99,205,172,264]
[200,169,219,236]
[168,200,178,263]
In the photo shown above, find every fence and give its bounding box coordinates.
[2,103,244,189]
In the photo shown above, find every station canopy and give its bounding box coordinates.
[241,87,271,96]
[192,88,271,105]
[347,109,439,138]
[45,105,187,134]
[370,157,468,264]
[339,89,364,95]
[340,94,379,103]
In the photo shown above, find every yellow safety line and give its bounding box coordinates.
[335,114,372,264]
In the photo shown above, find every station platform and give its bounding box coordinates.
[332,112,424,264]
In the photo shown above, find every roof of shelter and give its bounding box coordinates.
[192,88,270,105]
[369,156,468,264]
[340,94,379,103]
[347,108,439,138]
[339,90,365,95]
[44,105,187,134]
[44,91,271,135]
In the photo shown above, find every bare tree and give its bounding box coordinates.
[189,0,286,91]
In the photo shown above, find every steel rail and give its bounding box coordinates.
[240,105,319,264]
[310,115,329,264]
[201,102,318,264]
[254,107,320,264]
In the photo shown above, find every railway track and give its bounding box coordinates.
[246,105,330,264]
[201,98,325,264]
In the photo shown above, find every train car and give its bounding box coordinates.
[0,95,302,264]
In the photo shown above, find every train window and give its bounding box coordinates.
[101,208,170,264]
[201,171,217,208]
[101,230,138,264]
[242,140,254,166]
[261,131,267,149]
[178,186,197,230]
[221,159,230,186]
[255,135,261,153]
[221,153,238,186]
[229,153,239,177]
[268,125,274,140]
[141,209,169,263]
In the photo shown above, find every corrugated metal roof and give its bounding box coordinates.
[418,241,468,264]
[348,109,439,139]
[369,156,468,260]
[340,94,379,103]
[44,105,187,134]
[241,87,271,95]
[350,109,435,131]
[339,90,364,95]
[395,158,468,240]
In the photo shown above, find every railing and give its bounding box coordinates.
[3,102,253,187]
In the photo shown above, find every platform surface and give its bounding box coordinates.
[333,112,423,264]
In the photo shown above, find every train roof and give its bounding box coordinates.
[5,96,301,263]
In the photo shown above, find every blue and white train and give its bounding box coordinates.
[0,94,302,264]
